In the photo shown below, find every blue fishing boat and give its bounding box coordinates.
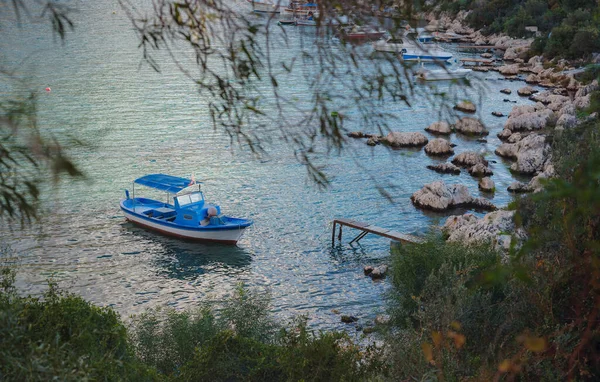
[121,174,253,244]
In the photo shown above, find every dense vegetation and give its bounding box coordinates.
[386,113,600,379]
[436,0,600,59]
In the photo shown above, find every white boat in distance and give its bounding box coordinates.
[417,66,472,81]
[372,37,453,62]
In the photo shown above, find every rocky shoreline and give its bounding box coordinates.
[346,10,599,252]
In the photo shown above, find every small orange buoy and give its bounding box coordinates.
[45,87,51,92]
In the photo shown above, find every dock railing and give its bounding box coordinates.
[331,218,424,246]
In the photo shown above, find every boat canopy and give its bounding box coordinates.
[134,174,200,194]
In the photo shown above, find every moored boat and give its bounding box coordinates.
[416,66,472,81]
[339,25,386,41]
[120,174,253,244]
[372,37,453,62]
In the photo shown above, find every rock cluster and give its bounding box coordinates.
[411,180,496,212]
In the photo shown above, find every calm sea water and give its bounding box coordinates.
[1,1,536,330]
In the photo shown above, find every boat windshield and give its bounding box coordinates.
[176,192,203,207]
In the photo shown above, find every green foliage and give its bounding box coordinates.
[450,0,600,59]
[388,234,501,327]
[387,119,600,380]
[0,251,157,381]
[131,288,386,381]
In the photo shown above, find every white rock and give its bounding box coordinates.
[411,181,496,211]
[556,114,577,129]
[443,210,527,253]
[510,133,551,174]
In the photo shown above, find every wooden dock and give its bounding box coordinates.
[331,218,423,246]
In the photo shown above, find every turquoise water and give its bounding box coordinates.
[1,1,536,330]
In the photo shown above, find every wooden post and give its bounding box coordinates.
[338,225,343,241]
[331,221,336,246]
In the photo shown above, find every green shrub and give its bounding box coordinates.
[0,259,157,381]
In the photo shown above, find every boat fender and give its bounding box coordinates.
[125,189,130,199]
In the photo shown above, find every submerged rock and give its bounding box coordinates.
[411,180,496,211]
[384,131,428,147]
[492,111,504,117]
[426,162,461,175]
[341,315,359,323]
[425,121,452,135]
[347,131,365,138]
[369,265,388,279]
[500,88,512,95]
[425,138,454,156]
[375,315,391,326]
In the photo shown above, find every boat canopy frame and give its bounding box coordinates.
[133,174,202,194]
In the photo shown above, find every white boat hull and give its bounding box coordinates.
[122,208,247,244]
[418,69,472,81]
[373,41,453,62]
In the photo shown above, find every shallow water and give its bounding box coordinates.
[1,1,537,330]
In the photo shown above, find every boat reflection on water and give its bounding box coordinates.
[121,221,253,280]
